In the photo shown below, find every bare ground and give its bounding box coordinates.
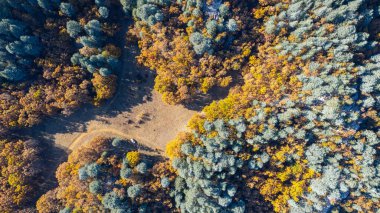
[59,89,196,152]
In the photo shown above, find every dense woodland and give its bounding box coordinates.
[0,0,379,212]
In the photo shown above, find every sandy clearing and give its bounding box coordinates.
[59,90,196,152]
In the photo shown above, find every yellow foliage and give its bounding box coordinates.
[126,151,140,167]
[91,73,117,105]
[261,166,316,212]
[165,132,195,159]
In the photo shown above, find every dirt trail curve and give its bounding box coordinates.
[69,128,131,150]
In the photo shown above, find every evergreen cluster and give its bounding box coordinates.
[66,1,120,77]
[0,1,44,81]
[167,0,380,212]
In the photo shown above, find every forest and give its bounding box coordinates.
[0,0,379,212]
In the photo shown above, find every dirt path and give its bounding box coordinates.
[69,129,129,150]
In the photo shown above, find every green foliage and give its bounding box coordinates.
[0,17,42,81]
[127,184,142,198]
[89,180,102,194]
[68,15,120,76]
[133,3,165,26]
[161,177,170,188]
[189,32,212,55]
[99,7,109,19]
[60,2,75,17]
[136,162,148,174]
[66,20,82,38]
[102,191,123,210]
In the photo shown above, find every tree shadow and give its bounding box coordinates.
[35,137,69,200]
[183,71,244,111]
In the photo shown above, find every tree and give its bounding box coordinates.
[99,7,109,18]
[87,163,101,178]
[60,2,75,17]
[119,0,134,14]
[112,138,123,147]
[78,166,89,180]
[102,191,122,210]
[0,65,26,81]
[91,73,117,105]
[190,32,212,55]
[84,20,102,38]
[227,19,238,32]
[206,20,218,37]
[127,184,142,198]
[37,0,59,11]
[120,167,133,179]
[66,20,82,38]
[89,180,102,194]
[161,177,170,188]
[99,67,112,76]
[37,137,177,212]
[136,162,148,174]
[126,151,140,167]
